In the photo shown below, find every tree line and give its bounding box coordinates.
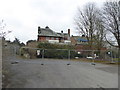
[74,1,120,58]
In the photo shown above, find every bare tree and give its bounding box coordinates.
[103,1,120,49]
[94,12,106,50]
[74,3,105,50]
[0,19,11,38]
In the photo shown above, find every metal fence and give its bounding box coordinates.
[20,47,119,62]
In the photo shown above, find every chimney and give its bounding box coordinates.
[45,26,49,29]
[68,29,70,36]
[38,26,41,34]
[82,35,85,37]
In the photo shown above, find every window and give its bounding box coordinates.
[56,38,59,40]
[51,37,54,40]
[46,37,50,40]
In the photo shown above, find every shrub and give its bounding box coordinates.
[37,42,74,49]
[37,42,77,59]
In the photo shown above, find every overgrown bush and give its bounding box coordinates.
[44,49,68,59]
[37,42,78,59]
[37,42,74,49]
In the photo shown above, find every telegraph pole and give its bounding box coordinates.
[118,1,120,62]
[118,1,120,20]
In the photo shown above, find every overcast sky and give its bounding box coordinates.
[0,0,106,43]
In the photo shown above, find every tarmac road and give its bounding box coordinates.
[6,58,118,88]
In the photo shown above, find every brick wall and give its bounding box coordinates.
[70,37,77,45]
[38,36,61,42]
[38,36,46,41]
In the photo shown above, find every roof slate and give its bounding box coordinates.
[38,27,69,37]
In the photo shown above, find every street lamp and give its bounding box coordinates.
[91,50,96,65]
[109,46,114,63]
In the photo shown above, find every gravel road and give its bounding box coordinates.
[5,58,118,88]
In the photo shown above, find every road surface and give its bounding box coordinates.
[5,58,118,88]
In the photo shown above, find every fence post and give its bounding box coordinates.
[13,46,16,59]
[92,50,95,63]
[42,49,44,59]
[68,50,70,60]
[110,46,114,63]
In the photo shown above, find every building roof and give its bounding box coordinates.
[72,36,88,41]
[71,36,88,45]
[38,26,68,37]
[78,38,88,42]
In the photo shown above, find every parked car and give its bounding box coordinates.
[86,56,93,59]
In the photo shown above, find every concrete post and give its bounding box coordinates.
[68,50,70,60]
[42,49,44,59]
